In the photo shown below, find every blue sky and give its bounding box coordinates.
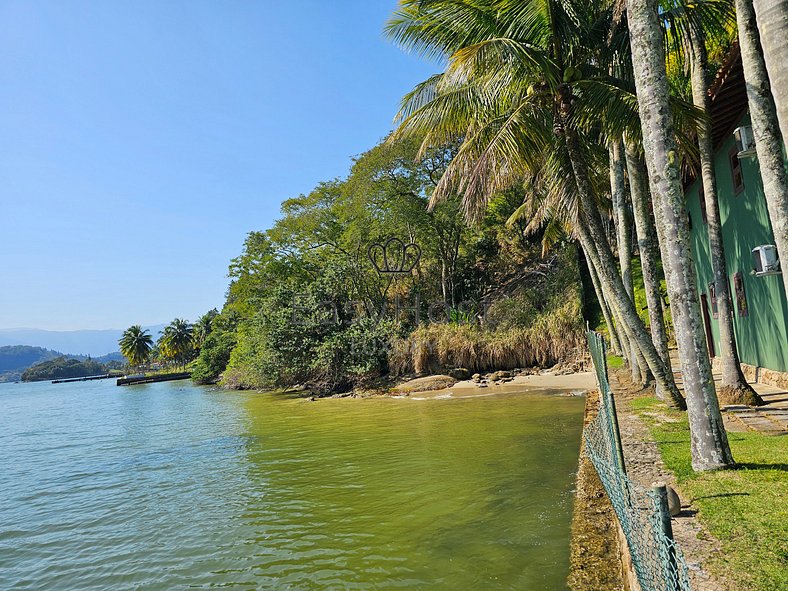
[0,0,437,330]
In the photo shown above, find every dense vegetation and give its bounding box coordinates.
[21,356,112,382]
[193,137,586,392]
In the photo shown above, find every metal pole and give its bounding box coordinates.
[653,485,680,591]
[605,385,627,476]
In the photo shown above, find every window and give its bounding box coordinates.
[729,148,744,194]
[708,282,718,318]
[733,272,748,317]
[698,186,707,224]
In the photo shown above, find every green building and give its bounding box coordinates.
[684,46,788,377]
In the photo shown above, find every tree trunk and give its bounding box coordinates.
[587,246,625,355]
[753,0,788,148]
[627,0,733,471]
[737,0,788,303]
[689,27,763,406]
[624,143,676,397]
[564,129,686,408]
[610,141,642,382]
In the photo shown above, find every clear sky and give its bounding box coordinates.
[0,0,437,330]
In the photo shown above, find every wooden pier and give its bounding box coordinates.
[116,372,191,386]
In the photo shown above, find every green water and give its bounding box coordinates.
[0,380,584,590]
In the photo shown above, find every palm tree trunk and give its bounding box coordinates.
[564,129,685,408]
[577,212,677,399]
[752,0,788,147]
[624,143,675,397]
[737,0,788,303]
[689,27,763,406]
[586,247,625,354]
[610,141,641,382]
[610,288,634,364]
[627,0,733,471]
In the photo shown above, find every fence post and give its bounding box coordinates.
[653,485,680,591]
[605,384,627,476]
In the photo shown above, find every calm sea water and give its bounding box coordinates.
[0,379,584,590]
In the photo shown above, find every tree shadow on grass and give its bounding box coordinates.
[691,492,750,502]
[735,462,788,472]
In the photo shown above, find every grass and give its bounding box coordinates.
[631,396,788,590]
[606,354,624,369]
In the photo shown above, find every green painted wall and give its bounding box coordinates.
[685,116,788,372]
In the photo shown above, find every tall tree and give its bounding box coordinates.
[686,25,763,405]
[610,140,642,382]
[736,0,788,302]
[624,143,675,396]
[159,319,194,368]
[387,0,686,407]
[119,325,153,369]
[752,0,788,147]
[194,309,219,350]
[587,250,625,354]
[626,0,733,470]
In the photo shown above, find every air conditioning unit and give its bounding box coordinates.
[751,244,781,276]
[734,125,757,158]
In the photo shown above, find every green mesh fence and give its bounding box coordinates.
[585,330,692,591]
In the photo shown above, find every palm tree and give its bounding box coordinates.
[119,325,153,370]
[624,143,673,396]
[680,16,763,405]
[386,0,686,408]
[752,0,788,148]
[159,319,194,369]
[610,139,642,383]
[626,0,734,470]
[193,309,218,350]
[735,0,788,303]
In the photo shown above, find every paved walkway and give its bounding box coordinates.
[667,351,788,434]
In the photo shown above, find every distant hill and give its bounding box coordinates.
[21,356,110,382]
[0,325,165,357]
[0,346,127,383]
[0,346,62,382]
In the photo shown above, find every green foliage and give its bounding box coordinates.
[21,356,108,382]
[119,326,153,368]
[223,260,400,393]
[198,134,581,393]
[392,247,585,374]
[191,312,238,384]
[158,319,194,367]
[193,309,218,349]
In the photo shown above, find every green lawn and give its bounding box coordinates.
[631,396,788,591]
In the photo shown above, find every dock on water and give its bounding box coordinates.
[117,372,191,386]
[52,374,116,384]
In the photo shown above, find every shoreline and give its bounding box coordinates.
[388,371,596,400]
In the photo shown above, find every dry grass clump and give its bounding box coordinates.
[389,294,584,375]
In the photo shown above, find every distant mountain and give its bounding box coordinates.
[0,326,166,357]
